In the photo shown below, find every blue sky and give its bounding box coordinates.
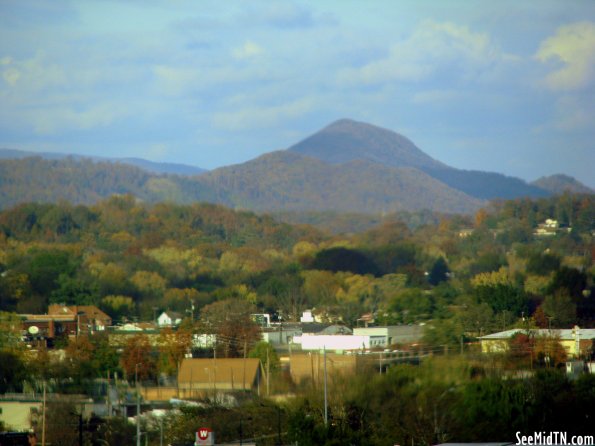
[1,0,594,187]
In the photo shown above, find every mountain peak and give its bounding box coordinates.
[532,174,593,195]
[288,119,447,170]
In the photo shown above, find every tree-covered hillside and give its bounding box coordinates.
[0,193,592,330]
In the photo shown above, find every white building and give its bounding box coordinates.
[300,310,315,323]
[262,326,302,345]
[353,325,424,347]
[192,333,217,349]
[157,311,183,327]
[293,334,370,351]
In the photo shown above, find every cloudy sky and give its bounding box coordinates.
[1,0,594,187]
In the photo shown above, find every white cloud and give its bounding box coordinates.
[535,21,595,91]
[30,103,129,135]
[2,67,20,86]
[411,89,459,105]
[212,97,316,131]
[152,65,199,95]
[546,95,594,132]
[339,20,516,85]
[232,41,264,60]
[0,53,66,94]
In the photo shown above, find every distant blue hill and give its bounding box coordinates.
[0,148,206,176]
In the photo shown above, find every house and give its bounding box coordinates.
[157,310,183,327]
[356,313,375,327]
[48,304,112,332]
[177,358,261,394]
[353,325,424,348]
[251,313,271,327]
[479,326,595,358]
[458,228,474,238]
[533,218,572,237]
[300,310,315,323]
[261,324,302,345]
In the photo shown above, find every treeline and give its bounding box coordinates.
[0,157,221,209]
[0,193,593,335]
[286,357,595,445]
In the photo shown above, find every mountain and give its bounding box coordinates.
[2,119,582,215]
[289,119,447,171]
[0,148,206,176]
[0,157,219,209]
[531,174,594,195]
[289,119,549,200]
[197,151,482,214]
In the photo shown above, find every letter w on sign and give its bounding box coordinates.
[195,427,214,445]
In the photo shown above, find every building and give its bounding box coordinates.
[48,304,112,332]
[0,398,42,431]
[21,313,77,341]
[353,325,424,348]
[157,311,183,327]
[533,218,572,237]
[177,358,261,394]
[251,313,271,327]
[479,326,595,358]
[289,352,359,385]
[261,325,302,345]
[293,334,370,351]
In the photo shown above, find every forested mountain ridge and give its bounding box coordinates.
[0,153,483,214]
[0,148,206,176]
[289,118,448,170]
[2,119,592,215]
[532,174,594,195]
[0,157,220,209]
[197,151,483,214]
[289,119,550,200]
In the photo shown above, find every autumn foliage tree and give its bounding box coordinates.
[120,334,157,382]
[158,327,193,376]
[199,298,260,358]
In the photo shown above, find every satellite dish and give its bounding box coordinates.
[28,326,39,335]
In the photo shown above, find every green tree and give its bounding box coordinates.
[249,341,280,373]
[428,257,449,286]
[0,349,27,393]
[542,290,577,327]
[49,274,99,305]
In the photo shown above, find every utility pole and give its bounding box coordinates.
[78,410,83,446]
[323,346,328,426]
[243,339,247,391]
[136,363,141,446]
[266,346,270,397]
[277,406,281,446]
[160,416,164,446]
[41,381,46,446]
